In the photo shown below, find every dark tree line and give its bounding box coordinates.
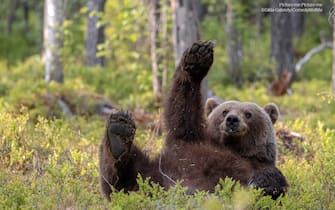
[4,0,334,96]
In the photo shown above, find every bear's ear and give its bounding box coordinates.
[263,103,279,124]
[205,98,219,116]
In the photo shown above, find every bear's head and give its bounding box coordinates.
[205,98,279,163]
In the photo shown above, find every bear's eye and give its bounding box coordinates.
[245,112,252,119]
[222,110,228,117]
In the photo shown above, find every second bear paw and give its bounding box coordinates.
[107,110,136,159]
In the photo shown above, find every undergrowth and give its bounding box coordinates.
[0,57,335,209]
[1,104,334,209]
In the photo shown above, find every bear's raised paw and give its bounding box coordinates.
[181,40,214,81]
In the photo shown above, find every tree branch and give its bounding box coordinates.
[295,41,332,72]
[57,99,72,120]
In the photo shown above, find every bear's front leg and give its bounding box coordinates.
[99,110,137,201]
[248,167,288,200]
[164,41,214,143]
[178,40,215,83]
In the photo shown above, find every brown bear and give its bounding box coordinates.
[204,99,287,198]
[205,99,279,165]
[99,40,288,201]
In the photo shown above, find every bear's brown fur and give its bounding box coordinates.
[205,99,279,165]
[203,99,287,197]
[99,111,163,201]
[99,41,288,201]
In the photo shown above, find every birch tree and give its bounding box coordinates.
[43,0,64,83]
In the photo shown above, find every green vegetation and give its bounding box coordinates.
[1,57,334,208]
[1,0,334,209]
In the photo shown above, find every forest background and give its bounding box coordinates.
[0,0,335,209]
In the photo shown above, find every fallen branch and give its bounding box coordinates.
[99,106,114,115]
[276,128,303,151]
[57,99,72,120]
[295,41,332,72]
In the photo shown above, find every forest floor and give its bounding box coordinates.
[1,58,335,209]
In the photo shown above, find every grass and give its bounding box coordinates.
[0,56,335,209]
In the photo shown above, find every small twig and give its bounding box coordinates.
[159,154,177,185]
[96,164,119,193]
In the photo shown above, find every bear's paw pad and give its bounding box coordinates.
[182,40,215,77]
[107,111,136,159]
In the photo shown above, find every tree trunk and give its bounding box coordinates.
[43,0,64,83]
[6,0,18,33]
[161,0,169,97]
[270,1,294,78]
[85,0,106,67]
[36,2,44,52]
[291,0,304,37]
[333,0,335,92]
[171,0,208,102]
[254,1,261,39]
[149,0,162,103]
[172,0,200,65]
[226,1,241,86]
[193,0,207,22]
[22,0,29,33]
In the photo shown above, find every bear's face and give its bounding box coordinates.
[205,99,279,160]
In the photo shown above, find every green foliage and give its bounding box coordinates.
[203,0,277,85]
[0,0,334,208]
[296,50,332,81]
[62,17,86,64]
[1,75,335,208]
[0,32,36,64]
[0,53,157,120]
[0,108,104,209]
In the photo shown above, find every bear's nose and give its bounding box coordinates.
[226,115,240,130]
